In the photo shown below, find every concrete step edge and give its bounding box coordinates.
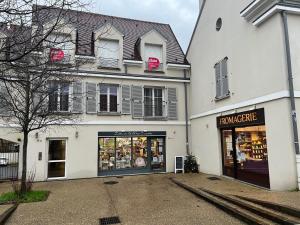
[200,188,299,225]
[235,195,300,219]
[0,203,18,225]
[170,178,272,225]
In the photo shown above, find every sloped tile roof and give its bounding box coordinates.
[34,5,188,64]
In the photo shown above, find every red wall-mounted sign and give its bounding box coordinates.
[148,57,160,71]
[50,48,65,62]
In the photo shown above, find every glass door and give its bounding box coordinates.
[221,130,235,178]
[149,137,165,171]
[48,140,66,179]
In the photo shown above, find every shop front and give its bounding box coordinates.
[217,108,270,188]
[98,131,166,176]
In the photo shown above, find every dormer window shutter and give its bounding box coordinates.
[75,30,79,55]
[91,32,95,56]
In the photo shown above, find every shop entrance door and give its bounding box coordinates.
[221,130,236,178]
[149,137,165,172]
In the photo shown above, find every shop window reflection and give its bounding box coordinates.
[116,138,132,169]
[132,137,147,168]
[151,138,165,170]
[99,138,115,171]
[235,125,269,187]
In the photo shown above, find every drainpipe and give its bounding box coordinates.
[184,69,190,155]
[281,11,300,189]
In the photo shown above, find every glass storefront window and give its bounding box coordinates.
[132,137,148,168]
[221,125,269,188]
[99,138,115,171]
[116,138,132,169]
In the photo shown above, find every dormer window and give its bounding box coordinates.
[145,44,163,72]
[47,34,73,64]
[98,39,120,69]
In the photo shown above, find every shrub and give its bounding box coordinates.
[184,155,199,173]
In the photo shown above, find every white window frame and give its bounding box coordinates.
[47,138,67,180]
[99,84,120,113]
[144,87,165,118]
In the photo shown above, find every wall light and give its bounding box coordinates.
[75,131,79,139]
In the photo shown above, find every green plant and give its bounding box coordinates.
[0,190,49,204]
[184,155,199,173]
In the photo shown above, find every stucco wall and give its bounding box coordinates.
[0,124,187,181]
[187,0,288,116]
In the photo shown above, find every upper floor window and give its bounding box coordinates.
[98,39,120,69]
[144,87,165,118]
[48,81,70,112]
[99,84,119,113]
[215,57,230,100]
[145,44,163,72]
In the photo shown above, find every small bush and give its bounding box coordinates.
[184,155,199,173]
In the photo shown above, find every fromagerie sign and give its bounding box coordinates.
[217,108,265,128]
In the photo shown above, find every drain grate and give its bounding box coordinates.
[207,177,221,181]
[104,181,119,185]
[99,216,121,225]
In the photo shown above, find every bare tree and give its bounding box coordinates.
[0,0,97,194]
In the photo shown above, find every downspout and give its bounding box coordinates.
[281,11,300,188]
[184,69,190,155]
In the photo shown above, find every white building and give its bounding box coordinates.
[0,8,191,181]
[187,0,300,190]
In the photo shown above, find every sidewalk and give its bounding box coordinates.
[172,173,300,209]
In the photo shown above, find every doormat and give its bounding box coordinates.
[99,216,121,225]
[207,177,221,181]
[104,181,119,185]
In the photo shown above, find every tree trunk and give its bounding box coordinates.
[20,131,28,194]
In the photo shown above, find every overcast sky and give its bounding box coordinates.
[87,0,200,52]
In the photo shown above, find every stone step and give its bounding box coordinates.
[200,188,300,225]
[170,178,275,225]
[234,195,300,220]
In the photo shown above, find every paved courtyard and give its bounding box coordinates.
[0,174,243,225]
[0,173,299,225]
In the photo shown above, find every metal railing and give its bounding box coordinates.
[99,57,119,69]
[0,139,19,181]
[145,62,164,72]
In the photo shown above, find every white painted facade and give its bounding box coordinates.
[0,14,191,181]
[187,0,300,190]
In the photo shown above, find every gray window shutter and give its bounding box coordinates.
[221,58,229,97]
[86,82,97,114]
[72,82,83,113]
[215,62,221,99]
[122,85,131,115]
[167,88,177,120]
[132,85,143,118]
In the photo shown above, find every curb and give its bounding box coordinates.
[0,204,18,225]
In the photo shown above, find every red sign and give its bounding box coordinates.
[50,48,65,62]
[148,57,160,71]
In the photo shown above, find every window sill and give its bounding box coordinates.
[215,94,231,102]
[97,112,122,116]
[144,117,168,121]
[144,70,165,74]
